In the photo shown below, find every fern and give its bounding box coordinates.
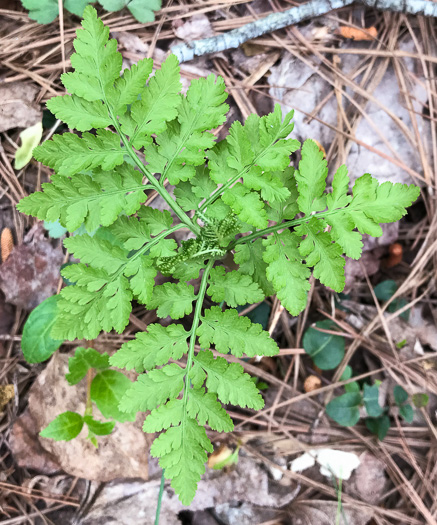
[17,6,420,506]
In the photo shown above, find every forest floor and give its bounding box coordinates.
[0,1,436,524]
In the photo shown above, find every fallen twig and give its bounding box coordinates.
[171,0,437,62]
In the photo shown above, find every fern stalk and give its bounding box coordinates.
[183,258,214,407]
[106,102,200,236]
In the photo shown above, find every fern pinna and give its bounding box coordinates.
[18,6,420,505]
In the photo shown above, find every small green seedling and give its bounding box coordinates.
[18,7,420,505]
[327,370,420,440]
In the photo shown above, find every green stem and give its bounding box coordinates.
[154,469,165,525]
[182,259,214,409]
[105,101,200,236]
[228,208,342,249]
[84,368,93,417]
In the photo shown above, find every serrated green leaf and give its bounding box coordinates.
[34,130,124,177]
[222,183,268,229]
[40,411,83,441]
[187,388,233,432]
[21,295,63,364]
[110,323,189,372]
[147,282,195,319]
[119,363,185,413]
[245,167,291,203]
[296,218,345,292]
[267,168,299,222]
[234,239,274,296]
[207,266,264,307]
[303,320,345,370]
[146,74,228,185]
[150,417,212,505]
[149,238,177,258]
[137,207,173,235]
[194,350,264,409]
[109,216,152,250]
[70,6,122,99]
[64,235,128,274]
[143,399,183,433]
[62,263,110,292]
[120,55,181,148]
[83,416,115,436]
[327,164,352,210]
[46,95,112,132]
[91,370,136,422]
[124,256,157,304]
[52,282,130,340]
[174,166,218,211]
[326,392,361,427]
[295,139,327,215]
[18,166,146,233]
[263,230,311,316]
[110,57,153,111]
[66,347,110,385]
[197,306,278,358]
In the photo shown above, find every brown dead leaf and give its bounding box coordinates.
[0,223,63,310]
[0,384,14,411]
[346,452,388,504]
[0,83,42,132]
[173,14,213,42]
[10,410,61,474]
[337,26,378,41]
[287,500,373,524]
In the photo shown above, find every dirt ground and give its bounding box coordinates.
[0,1,436,524]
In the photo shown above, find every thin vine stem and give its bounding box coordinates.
[154,469,166,525]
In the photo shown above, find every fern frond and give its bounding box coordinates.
[110,323,189,372]
[18,166,146,232]
[197,306,279,358]
[193,349,264,409]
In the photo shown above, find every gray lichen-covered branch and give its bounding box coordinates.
[170,0,437,63]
